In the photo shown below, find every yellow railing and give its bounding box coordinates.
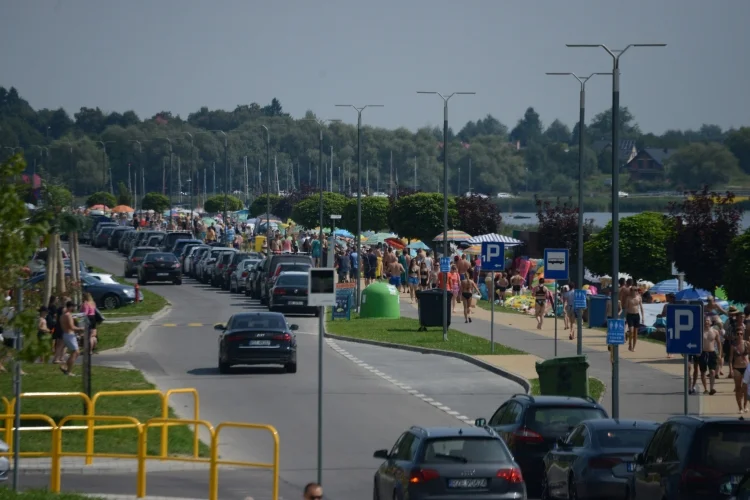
[0,414,280,500]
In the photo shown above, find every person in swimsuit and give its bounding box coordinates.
[407,260,420,302]
[419,262,429,290]
[697,316,719,395]
[59,300,84,376]
[625,287,644,352]
[460,274,480,323]
[388,259,404,289]
[705,295,728,326]
[729,325,749,413]
[495,272,508,303]
[448,264,460,313]
[510,272,524,296]
[534,279,552,330]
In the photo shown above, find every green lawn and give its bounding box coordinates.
[91,266,168,317]
[0,364,208,457]
[475,299,527,316]
[326,315,524,355]
[0,490,105,500]
[95,321,137,351]
[529,377,606,402]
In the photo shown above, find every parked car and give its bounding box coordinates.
[28,247,70,274]
[632,415,750,500]
[120,230,139,254]
[222,252,257,291]
[184,245,209,277]
[87,273,119,284]
[138,252,182,285]
[171,239,203,259]
[0,438,9,482]
[86,220,116,244]
[542,419,659,499]
[107,226,134,250]
[93,226,118,248]
[259,254,313,305]
[27,273,135,310]
[474,394,608,498]
[124,246,159,278]
[132,230,163,249]
[372,425,526,500]
[215,311,298,374]
[161,231,193,252]
[264,262,312,301]
[245,258,266,298]
[269,271,317,316]
[210,248,238,288]
[146,233,165,248]
[230,258,261,293]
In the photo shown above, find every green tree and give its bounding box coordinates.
[86,191,116,208]
[250,194,282,217]
[204,194,243,213]
[116,181,132,207]
[510,107,543,146]
[140,192,170,212]
[666,143,739,190]
[535,196,593,265]
[584,212,672,281]
[342,196,390,232]
[291,192,348,229]
[391,193,457,243]
[455,195,502,236]
[725,127,750,175]
[724,229,750,303]
[544,119,572,144]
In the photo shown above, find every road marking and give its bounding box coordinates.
[187,323,203,327]
[162,323,178,327]
[326,338,473,426]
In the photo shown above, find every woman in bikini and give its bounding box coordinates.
[728,324,749,413]
[419,262,429,290]
[448,264,460,313]
[705,296,728,327]
[407,259,420,303]
[460,274,480,323]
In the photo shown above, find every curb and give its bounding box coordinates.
[100,304,172,354]
[323,332,532,394]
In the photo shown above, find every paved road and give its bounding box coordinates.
[78,245,523,499]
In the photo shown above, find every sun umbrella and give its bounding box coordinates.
[468,233,524,246]
[111,205,134,213]
[90,204,109,211]
[334,228,354,238]
[407,241,430,250]
[650,278,693,295]
[674,287,712,301]
[433,229,472,242]
[202,217,218,226]
[385,237,405,250]
[365,232,395,246]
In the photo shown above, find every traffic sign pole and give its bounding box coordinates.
[554,281,558,357]
[666,303,702,416]
[490,272,495,354]
[481,242,505,356]
[683,355,689,415]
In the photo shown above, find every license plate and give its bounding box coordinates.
[157,273,168,276]
[448,478,487,489]
[248,340,271,346]
[626,462,635,472]
[289,301,304,305]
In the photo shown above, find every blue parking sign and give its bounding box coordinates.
[574,289,587,310]
[481,242,505,271]
[666,304,702,355]
[607,319,626,345]
[440,257,451,272]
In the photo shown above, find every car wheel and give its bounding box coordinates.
[218,359,231,374]
[103,294,120,310]
[284,362,297,374]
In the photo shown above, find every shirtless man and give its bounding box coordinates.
[457,255,471,279]
[388,258,404,290]
[510,271,524,296]
[59,300,83,376]
[697,316,719,395]
[625,287,644,352]
[618,278,632,319]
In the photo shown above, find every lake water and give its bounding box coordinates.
[507,211,750,231]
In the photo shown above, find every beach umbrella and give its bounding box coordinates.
[433,229,472,242]
[90,204,109,211]
[202,217,218,226]
[650,278,692,294]
[111,205,134,213]
[334,228,354,238]
[674,287,711,301]
[468,233,524,246]
[364,232,395,246]
[407,241,430,250]
[385,237,405,250]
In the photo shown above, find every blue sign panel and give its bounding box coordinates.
[574,289,587,310]
[666,304,702,355]
[607,319,626,345]
[481,242,505,271]
[440,257,451,272]
[544,248,569,281]
[331,287,353,321]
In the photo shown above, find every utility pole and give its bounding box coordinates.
[178,156,182,204]
[366,161,369,194]
[330,145,334,193]
[390,151,393,196]
[414,156,417,191]
[213,162,216,196]
[468,157,472,193]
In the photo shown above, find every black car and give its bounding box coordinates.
[221,252,256,291]
[265,262,312,299]
[246,258,267,298]
[259,254,313,304]
[138,252,182,285]
[373,426,526,500]
[147,234,165,248]
[269,271,317,316]
[475,394,608,497]
[632,415,750,500]
[215,312,298,374]
[172,239,203,260]
[124,246,159,278]
[542,419,659,499]
[25,273,136,309]
[211,248,238,288]
[86,219,115,244]
[161,231,193,252]
[133,230,163,248]
[119,230,138,254]
[107,227,134,250]
[92,225,118,248]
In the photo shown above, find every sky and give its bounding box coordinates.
[2,0,749,135]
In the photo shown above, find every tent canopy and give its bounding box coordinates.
[468,233,524,246]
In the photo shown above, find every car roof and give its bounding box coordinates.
[668,415,750,426]
[133,246,158,251]
[409,426,498,439]
[584,419,660,430]
[511,394,603,408]
[278,271,309,276]
[232,311,286,320]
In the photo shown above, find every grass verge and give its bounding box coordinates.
[529,377,606,402]
[95,321,138,351]
[91,266,168,317]
[326,314,524,355]
[0,490,105,499]
[0,364,208,457]
[475,300,527,316]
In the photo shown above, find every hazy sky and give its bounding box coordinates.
[2,0,748,135]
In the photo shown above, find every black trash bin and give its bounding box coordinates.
[416,289,452,331]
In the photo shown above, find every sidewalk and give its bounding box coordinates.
[397,295,736,419]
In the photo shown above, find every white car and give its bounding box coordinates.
[0,438,8,482]
[86,273,119,285]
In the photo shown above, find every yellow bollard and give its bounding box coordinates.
[137,425,147,498]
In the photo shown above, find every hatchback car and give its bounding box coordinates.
[475,394,608,497]
[184,245,209,277]
[373,426,526,500]
[229,258,261,294]
[222,252,257,291]
[124,246,159,278]
[198,248,226,283]
[147,233,165,248]
[172,239,203,260]
[211,249,238,288]
[269,271,317,316]
[215,311,298,374]
[259,254,314,304]
[120,230,139,254]
[246,258,266,298]
[138,252,182,285]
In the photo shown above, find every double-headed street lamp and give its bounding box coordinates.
[96,141,115,192]
[416,91,475,342]
[260,125,271,244]
[334,104,383,311]
[545,72,609,356]
[567,43,666,418]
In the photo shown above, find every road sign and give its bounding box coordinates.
[574,289,587,310]
[330,214,342,220]
[544,248,569,281]
[440,257,451,272]
[666,304,702,355]
[308,268,336,307]
[481,242,505,271]
[607,319,626,345]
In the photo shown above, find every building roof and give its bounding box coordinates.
[642,148,676,166]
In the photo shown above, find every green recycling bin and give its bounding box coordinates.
[535,356,589,398]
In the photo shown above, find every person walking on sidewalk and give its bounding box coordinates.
[730,324,749,413]
[625,286,645,352]
[533,279,553,330]
[59,300,83,376]
[697,316,719,395]
[460,274,480,323]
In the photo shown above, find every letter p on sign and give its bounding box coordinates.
[481,242,505,271]
[674,310,693,340]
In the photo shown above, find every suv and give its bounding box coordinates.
[474,394,608,497]
[632,415,750,499]
[372,425,526,500]
[259,254,314,305]
[211,248,238,288]
[161,231,193,252]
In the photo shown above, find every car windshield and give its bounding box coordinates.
[133,248,155,257]
[595,429,656,449]
[243,260,260,269]
[422,437,511,464]
[145,253,177,262]
[100,227,115,234]
[277,275,308,287]
[229,315,287,330]
[527,407,607,434]
[278,264,311,273]
[696,423,750,470]
[81,275,99,285]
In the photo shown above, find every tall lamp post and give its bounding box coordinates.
[185,132,195,214]
[209,130,229,243]
[51,141,75,199]
[128,140,146,210]
[334,104,383,311]
[545,72,609,356]
[31,145,49,180]
[95,141,115,192]
[155,138,174,225]
[566,43,666,418]
[260,125,271,243]
[417,91,475,342]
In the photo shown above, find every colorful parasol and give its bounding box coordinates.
[433,229,472,242]
[111,205,134,213]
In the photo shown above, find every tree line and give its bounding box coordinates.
[3,86,750,200]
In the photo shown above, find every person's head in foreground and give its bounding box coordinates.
[303,482,323,500]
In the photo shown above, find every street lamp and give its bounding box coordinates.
[209,130,229,243]
[416,91,475,342]
[51,141,75,203]
[128,140,147,210]
[96,141,115,193]
[154,137,174,225]
[185,132,195,215]
[545,72,609,356]
[31,145,49,180]
[334,104,383,311]
[260,125,271,245]
[566,43,666,418]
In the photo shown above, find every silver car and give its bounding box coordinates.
[0,438,9,482]
[229,258,260,293]
[184,245,209,277]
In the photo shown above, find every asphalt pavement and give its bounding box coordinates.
[77,245,524,500]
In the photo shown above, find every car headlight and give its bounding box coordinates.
[123,288,135,297]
